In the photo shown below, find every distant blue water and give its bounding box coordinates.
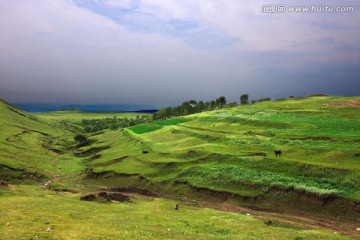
[13,103,158,113]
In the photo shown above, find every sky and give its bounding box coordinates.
[0,0,359,106]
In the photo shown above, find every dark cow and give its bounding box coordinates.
[142,151,149,154]
[175,203,179,210]
[274,150,282,157]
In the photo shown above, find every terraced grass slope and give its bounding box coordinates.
[0,100,77,182]
[83,96,360,223]
[1,96,360,238]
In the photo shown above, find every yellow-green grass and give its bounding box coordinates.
[0,100,78,181]
[127,118,190,134]
[0,185,353,240]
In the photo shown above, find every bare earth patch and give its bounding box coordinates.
[116,191,359,238]
[0,182,9,188]
[196,200,360,238]
[325,99,360,107]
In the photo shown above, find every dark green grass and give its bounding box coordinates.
[128,124,163,134]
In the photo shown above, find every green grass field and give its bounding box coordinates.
[1,96,360,239]
[0,185,353,240]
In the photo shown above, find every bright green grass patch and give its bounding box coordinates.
[127,124,163,134]
[0,185,352,240]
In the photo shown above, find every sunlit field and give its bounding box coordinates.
[1,96,360,239]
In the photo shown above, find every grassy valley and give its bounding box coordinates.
[1,96,360,239]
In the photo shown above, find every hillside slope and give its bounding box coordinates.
[82,96,360,222]
[0,99,74,182]
[1,96,360,238]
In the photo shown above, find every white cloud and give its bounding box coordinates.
[131,0,360,53]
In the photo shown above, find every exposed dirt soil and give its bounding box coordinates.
[115,190,360,238]
[325,99,360,107]
[80,191,131,202]
[0,182,9,188]
[197,200,360,238]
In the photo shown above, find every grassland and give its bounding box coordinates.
[89,96,360,200]
[1,96,360,239]
[0,100,77,181]
[79,96,360,229]
[0,185,354,240]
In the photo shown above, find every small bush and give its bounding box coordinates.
[74,134,87,143]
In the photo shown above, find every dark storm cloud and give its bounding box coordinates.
[0,0,359,106]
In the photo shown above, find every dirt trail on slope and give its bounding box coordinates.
[117,191,360,238]
[43,140,64,189]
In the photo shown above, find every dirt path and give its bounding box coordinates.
[197,201,360,238]
[118,192,360,238]
[43,140,64,189]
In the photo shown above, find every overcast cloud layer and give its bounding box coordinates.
[0,0,359,105]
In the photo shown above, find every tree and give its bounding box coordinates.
[209,100,216,110]
[240,94,249,105]
[216,96,227,108]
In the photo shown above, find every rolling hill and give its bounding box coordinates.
[0,99,76,182]
[81,96,360,222]
[1,96,360,239]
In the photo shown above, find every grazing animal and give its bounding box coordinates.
[175,203,179,210]
[274,150,282,157]
[142,150,149,154]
